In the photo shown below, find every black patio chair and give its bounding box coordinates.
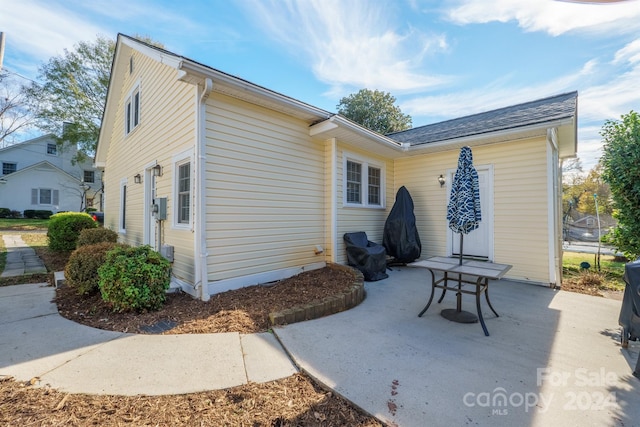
[343,232,388,282]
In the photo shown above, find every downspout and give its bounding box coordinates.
[195,78,213,301]
[329,138,338,262]
[547,128,561,288]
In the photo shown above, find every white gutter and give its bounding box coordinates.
[194,78,213,301]
[546,128,561,288]
[329,138,338,262]
[316,115,407,151]
[179,60,331,120]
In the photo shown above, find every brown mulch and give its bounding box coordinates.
[55,265,358,335]
[0,374,381,427]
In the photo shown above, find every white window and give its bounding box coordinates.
[31,189,59,206]
[2,162,16,175]
[83,170,95,183]
[344,155,385,208]
[120,179,127,233]
[47,143,57,155]
[173,150,193,228]
[125,84,140,135]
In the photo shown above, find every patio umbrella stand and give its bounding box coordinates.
[442,146,482,324]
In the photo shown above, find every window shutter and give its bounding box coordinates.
[31,189,38,205]
[52,190,59,205]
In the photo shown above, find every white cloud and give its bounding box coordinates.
[240,0,453,95]
[445,0,640,36]
[613,38,640,64]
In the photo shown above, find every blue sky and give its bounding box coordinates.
[1,0,639,171]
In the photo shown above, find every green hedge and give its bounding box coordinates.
[76,227,118,247]
[65,242,125,295]
[47,212,97,251]
[24,209,53,219]
[98,245,171,312]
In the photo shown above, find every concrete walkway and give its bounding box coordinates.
[275,266,640,427]
[0,283,298,395]
[1,234,47,277]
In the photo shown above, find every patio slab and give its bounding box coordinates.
[275,265,640,427]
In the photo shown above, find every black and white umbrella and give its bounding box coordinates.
[446,146,481,265]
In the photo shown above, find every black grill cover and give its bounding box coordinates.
[343,232,388,282]
[383,186,421,263]
[620,260,640,344]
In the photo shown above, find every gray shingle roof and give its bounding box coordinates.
[387,91,577,146]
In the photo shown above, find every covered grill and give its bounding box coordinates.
[619,259,640,377]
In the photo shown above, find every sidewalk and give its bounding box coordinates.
[1,234,47,277]
[0,283,298,395]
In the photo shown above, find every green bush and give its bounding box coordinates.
[0,208,10,218]
[24,209,54,219]
[65,242,124,295]
[76,227,118,247]
[98,245,171,312]
[47,212,97,251]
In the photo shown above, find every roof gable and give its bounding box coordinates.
[0,161,81,182]
[388,91,577,146]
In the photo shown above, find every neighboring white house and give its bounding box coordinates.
[0,134,102,214]
[96,34,577,300]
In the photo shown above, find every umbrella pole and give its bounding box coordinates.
[457,233,463,312]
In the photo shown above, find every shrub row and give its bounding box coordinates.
[24,209,54,219]
[0,208,21,218]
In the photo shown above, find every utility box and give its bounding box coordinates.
[154,197,167,220]
[161,244,174,262]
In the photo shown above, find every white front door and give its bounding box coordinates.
[449,166,493,260]
[143,169,156,249]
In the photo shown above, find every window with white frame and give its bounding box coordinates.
[83,170,95,183]
[344,156,384,208]
[174,155,192,227]
[31,188,59,206]
[2,162,16,175]
[46,143,57,155]
[125,84,140,135]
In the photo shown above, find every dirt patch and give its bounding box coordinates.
[55,265,358,334]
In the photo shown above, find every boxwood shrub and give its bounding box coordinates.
[98,245,171,313]
[76,227,119,247]
[65,242,125,295]
[47,212,97,251]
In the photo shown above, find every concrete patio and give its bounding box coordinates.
[275,265,640,427]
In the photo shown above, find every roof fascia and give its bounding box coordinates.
[178,60,331,120]
[309,115,408,151]
[406,117,575,154]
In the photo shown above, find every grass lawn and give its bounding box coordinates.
[562,251,626,291]
[0,218,49,231]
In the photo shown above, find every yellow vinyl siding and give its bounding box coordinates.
[395,137,551,283]
[335,144,394,265]
[204,93,325,285]
[102,50,196,283]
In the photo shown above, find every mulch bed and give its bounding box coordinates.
[55,265,358,334]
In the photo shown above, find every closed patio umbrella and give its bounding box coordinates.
[443,146,481,323]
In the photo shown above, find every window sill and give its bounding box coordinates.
[343,203,386,210]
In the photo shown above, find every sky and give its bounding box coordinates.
[1,0,639,171]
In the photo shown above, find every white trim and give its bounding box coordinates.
[330,138,338,262]
[143,161,157,246]
[547,129,560,287]
[171,148,194,230]
[206,262,326,296]
[342,151,386,209]
[124,79,141,136]
[119,177,127,234]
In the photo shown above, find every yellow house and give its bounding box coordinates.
[95,34,577,301]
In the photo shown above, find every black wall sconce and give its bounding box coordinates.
[134,173,142,184]
[153,164,162,177]
[438,174,445,187]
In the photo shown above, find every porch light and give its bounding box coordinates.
[134,173,142,184]
[438,174,445,187]
[152,164,162,177]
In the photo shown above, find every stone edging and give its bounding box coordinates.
[268,265,365,326]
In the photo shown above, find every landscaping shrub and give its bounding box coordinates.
[76,227,118,247]
[47,212,97,251]
[0,208,10,218]
[98,245,171,312]
[65,242,124,295]
[24,209,53,219]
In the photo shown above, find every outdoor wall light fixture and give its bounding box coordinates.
[438,174,445,187]
[152,164,162,177]
[134,173,142,184]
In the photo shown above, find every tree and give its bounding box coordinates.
[0,71,37,145]
[337,89,412,135]
[600,111,640,259]
[24,36,114,162]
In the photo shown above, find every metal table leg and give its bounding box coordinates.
[418,269,436,317]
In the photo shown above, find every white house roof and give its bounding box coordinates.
[0,161,81,183]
